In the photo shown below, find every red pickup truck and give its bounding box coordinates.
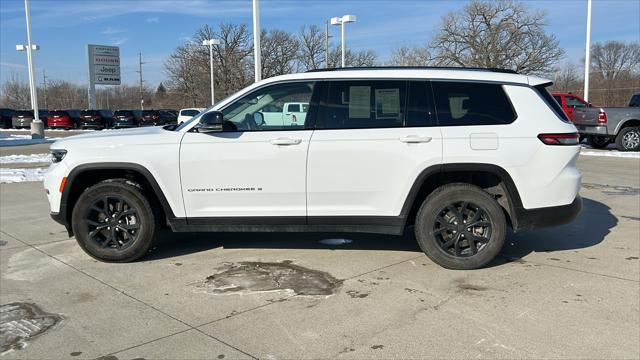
[551,93,590,121]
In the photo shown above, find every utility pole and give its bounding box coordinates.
[42,68,48,109]
[583,0,592,102]
[252,0,262,82]
[325,20,330,68]
[136,53,145,110]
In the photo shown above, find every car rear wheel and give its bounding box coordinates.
[414,184,506,270]
[587,135,610,149]
[71,179,157,262]
[615,127,640,152]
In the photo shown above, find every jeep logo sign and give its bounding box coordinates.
[88,44,121,85]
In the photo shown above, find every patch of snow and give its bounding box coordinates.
[580,149,640,159]
[0,153,52,164]
[0,168,47,183]
[0,134,59,147]
[318,238,353,245]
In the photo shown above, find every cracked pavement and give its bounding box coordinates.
[0,155,638,359]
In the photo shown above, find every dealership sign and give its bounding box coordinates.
[88,44,120,85]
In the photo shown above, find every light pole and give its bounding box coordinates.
[202,39,221,105]
[583,0,592,102]
[252,0,262,82]
[330,15,356,68]
[18,0,44,139]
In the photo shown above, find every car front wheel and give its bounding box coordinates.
[71,179,157,262]
[415,184,506,270]
[616,127,640,152]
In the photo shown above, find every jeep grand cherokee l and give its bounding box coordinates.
[44,67,582,270]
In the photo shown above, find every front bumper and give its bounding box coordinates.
[514,196,582,231]
[574,124,608,136]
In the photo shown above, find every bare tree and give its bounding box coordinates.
[429,0,563,74]
[298,25,324,71]
[591,41,640,82]
[553,61,581,91]
[327,47,378,68]
[260,29,300,78]
[388,46,432,66]
[0,74,30,108]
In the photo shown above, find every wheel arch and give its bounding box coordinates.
[400,163,524,231]
[614,118,640,135]
[59,163,176,235]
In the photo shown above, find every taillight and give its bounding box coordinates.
[597,111,607,125]
[152,114,159,120]
[538,133,580,146]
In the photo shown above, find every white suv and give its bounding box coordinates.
[44,67,582,270]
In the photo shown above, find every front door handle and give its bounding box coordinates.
[399,135,432,143]
[270,138,302,146]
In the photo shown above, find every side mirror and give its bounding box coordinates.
[196,111,224,133]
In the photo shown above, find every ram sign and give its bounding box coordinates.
[88,44,121,85]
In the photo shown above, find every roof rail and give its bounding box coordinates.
[305,66,518,74]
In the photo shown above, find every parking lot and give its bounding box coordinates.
[1,131,639,359]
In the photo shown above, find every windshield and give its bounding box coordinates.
[115,110,133,117]
[180,109,200,117]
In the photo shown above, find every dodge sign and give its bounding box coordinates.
[88,44,121,85]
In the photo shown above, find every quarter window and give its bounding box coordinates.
[432,82,517,126]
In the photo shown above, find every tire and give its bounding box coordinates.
[71,179,157,262]
[414,183,507,270]
[587,135,610,149]
[615,126,640,152]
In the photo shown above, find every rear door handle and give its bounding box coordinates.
[399,135,432,143]
[270,138,302,146]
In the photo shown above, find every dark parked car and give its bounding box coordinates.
[112,109,142,128]
[140,110,174,126]
[80,109,113,129]
[158,109,178,124]
[0,108,15,129]
[12,110,34,129]
[47,109,81,130]
[12,109,48,129]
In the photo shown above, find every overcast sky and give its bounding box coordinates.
[1,0,639,88]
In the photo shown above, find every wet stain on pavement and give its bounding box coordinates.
[70,352,82,357]
[94,356,119,360]
[346,290,369,298]
[622,216,640,222]
[626,256,639,260]
[582,183,640,196]
[0,240,7,247]
[217,355,225,359]
[0,303,62,353]
[371,345,385,350]
[192,261,341,296]
[455,278,489,292]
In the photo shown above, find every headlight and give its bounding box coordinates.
[51,149,67,163]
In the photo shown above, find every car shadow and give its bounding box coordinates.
[144,197,616,267]
[492,197,617,266]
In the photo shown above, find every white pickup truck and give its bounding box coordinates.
[261,102,309,126]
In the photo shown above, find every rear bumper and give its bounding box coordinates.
[574,124,609,136]
[514,196,582,231]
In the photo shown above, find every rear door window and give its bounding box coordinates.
[319,80,406,129]
[565,96,588,108]
[431,81,517,126]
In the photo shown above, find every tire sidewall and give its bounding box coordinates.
[415,184,506,270]
[616,127,640,152]
[71,182,156,262]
